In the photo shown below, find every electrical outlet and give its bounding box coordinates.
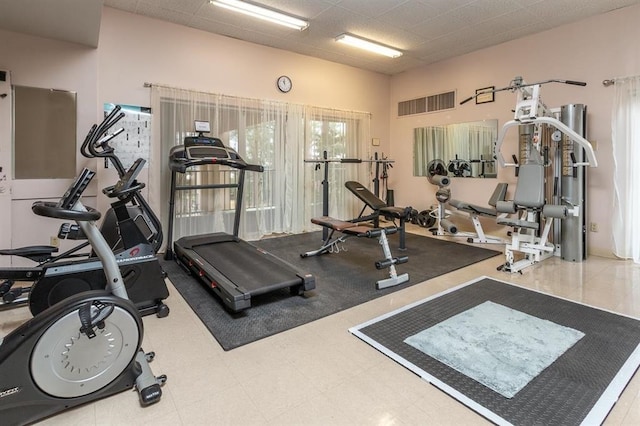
[589,222,599,232]
[50,236,59,247]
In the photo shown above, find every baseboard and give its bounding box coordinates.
[588,247,615,259]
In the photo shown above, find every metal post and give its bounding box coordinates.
[322,150,329,240]
[560,104,587,262]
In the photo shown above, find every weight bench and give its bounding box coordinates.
[344,181,412,250]
[448,183,509,244]
[301,216,409,290]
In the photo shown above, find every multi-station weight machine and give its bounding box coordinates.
[464,76,598,273]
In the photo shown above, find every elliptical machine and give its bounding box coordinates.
[80,105,163,254]
[0,166,166,425]
[0,107,169,317]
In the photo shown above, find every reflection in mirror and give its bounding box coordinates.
[413,119,498,178]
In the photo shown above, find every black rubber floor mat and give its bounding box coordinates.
[161,232,499,350]
[350,276,640,425]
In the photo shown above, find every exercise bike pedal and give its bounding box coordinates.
[145,351,156,362]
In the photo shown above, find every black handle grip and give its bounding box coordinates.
[93,127,124,150]
[89,114,125,157]
[570,152,578,178]
[375,256,409,269]
[32,201,101,222]
[245,164,265,172]
[565,80,586,86]
[340,158,362,163]
[460,96,474,105]
[512,154,520,177]
[382,226,398,235]
[375,259,391,269]
[102,182,146,199]
[364,229,382,238]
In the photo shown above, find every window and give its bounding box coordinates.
[153,87,369,242]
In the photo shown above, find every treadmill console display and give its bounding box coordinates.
[184,136,225,148]
[169,132,263,173]
[182,136,238,161]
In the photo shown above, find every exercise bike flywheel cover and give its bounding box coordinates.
[30,295,140,398]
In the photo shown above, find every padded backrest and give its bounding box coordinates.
[488,183,509,207]
[345,181,387,210]
[513,164,545,209]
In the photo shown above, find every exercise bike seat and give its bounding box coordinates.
[0,246,59,263]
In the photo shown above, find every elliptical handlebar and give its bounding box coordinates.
[32,202,101,222]
[102,158,147,200]
[80,106,127,175]
[32,168,101,222]
[91,128,124,155]
[78,106,164,251]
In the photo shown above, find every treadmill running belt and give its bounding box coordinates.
[193,241,300,294]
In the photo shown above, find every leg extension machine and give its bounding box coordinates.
[448,182,509,244]
[496,164,570,273]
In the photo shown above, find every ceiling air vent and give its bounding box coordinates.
[398,90,456,117]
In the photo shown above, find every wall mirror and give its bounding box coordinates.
[413,119,498,178]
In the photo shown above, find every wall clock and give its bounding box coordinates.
[277,75,292,93]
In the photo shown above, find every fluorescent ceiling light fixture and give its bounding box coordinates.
[335,33,402,58]
[210,0,309,30]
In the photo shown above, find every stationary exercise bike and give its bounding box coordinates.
[0,108,169,317]
[0,166,166,425]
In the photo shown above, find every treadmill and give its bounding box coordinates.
[165,124,315,312]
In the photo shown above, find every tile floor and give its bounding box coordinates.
[2,225,640,425]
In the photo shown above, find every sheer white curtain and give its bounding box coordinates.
[413,126,446,176]
[303,106,369,223]
[468,123,497,177]
[149,85,370,246]
[612,76,640,263]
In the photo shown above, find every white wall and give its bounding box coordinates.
[0,7,392,251]
[0,29,99,258]
[3,3,638,258]
[97,7,391,216]
[389,4,640,257]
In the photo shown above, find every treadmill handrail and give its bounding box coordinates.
[169,153,264,173]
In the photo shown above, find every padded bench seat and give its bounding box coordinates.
[305,216,408,289]
[310,216,374,235]
[449,200,496,217]
[344,181,411,250]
